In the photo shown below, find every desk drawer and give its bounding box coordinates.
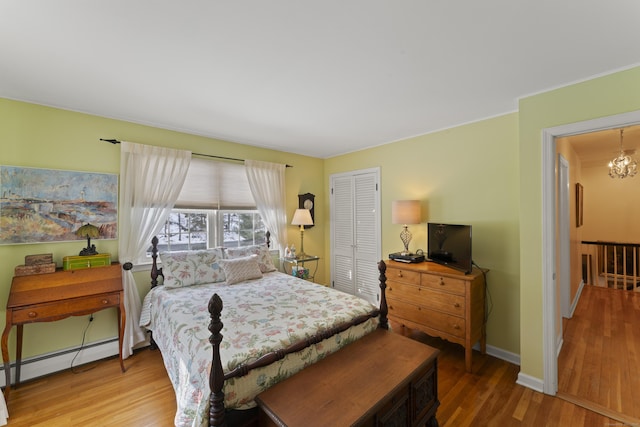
[12,293,120,323]
[388,298,465,338]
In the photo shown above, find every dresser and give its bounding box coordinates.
[386,260,487,372]
[2,263,126,397]
[256,329,439,427]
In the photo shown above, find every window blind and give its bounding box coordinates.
[175,158,256,209]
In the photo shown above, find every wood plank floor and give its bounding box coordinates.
[558,285,640,425]
[2,323,624,426]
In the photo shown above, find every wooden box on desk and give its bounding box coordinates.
[63,253,111,270]
[14,263,56,276]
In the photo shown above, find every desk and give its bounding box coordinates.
[2,263,126,397]
[281,256,319,282]
[256,329,439,427]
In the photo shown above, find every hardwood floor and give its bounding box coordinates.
[2,323,624,426]
[558,285,640,425]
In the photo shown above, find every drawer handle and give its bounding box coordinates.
[453,303,460,308]
[439,278,446,286]
[28,311,37,318]
[101,299,109,305]
[397,272,403,278]
[453,324,461,329]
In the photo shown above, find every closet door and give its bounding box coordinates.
[330,168,381,305]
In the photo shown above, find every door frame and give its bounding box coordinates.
[557,154,571,320]
[542,110,640,395]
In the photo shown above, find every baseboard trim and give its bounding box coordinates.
[570,280,585,317]
[0,337,119,388]
[472,342,520,366]
[516,372,544,393]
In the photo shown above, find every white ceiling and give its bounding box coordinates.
[1,1,639,158]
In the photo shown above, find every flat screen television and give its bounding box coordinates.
[427,223,473,274]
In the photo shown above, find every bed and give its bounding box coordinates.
[141,236,389,427]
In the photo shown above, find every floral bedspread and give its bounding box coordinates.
[140,271,379,427]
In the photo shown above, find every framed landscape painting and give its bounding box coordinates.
[0,166,118,244]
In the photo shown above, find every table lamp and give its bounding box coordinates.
[391,200,421,255]
[75,223,100,256]
[291,209,313,258]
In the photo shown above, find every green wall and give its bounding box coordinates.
[518,66,640,379]
[324,113,521,354]
[0,98,324,359]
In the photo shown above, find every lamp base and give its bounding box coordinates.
[79,245,98,256]
[399,226,412,256]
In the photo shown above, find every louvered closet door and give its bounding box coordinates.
[330,168,381,305]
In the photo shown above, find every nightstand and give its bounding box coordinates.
[281,256,320,282]
[2,263,126,397]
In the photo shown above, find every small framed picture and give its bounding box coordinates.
[575,183,583,227]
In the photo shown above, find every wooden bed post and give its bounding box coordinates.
[377,260,389,330]
[150,236,160,288]
[208,294,227,427]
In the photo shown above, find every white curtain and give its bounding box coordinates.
[119,141,191,358]
[244,160,287,253]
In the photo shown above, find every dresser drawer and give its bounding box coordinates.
[387,267,421,286]
[12,293,120,323]
[388,282,465,316]
[421,274,467,295]
[388,298,465,338]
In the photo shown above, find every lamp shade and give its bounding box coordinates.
[75,223,100,238]
[391,200,421,225]
[291,209,314,226]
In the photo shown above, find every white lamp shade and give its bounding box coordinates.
[391,200,421,225]
[291,208,314,226]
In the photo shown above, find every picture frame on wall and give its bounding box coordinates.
[0,166,118,244]
[575,182,583,227]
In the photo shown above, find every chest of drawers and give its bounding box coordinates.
[385,260,487,372]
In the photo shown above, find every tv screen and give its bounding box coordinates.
[427,223,472,274]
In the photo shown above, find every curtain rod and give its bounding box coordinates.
[100,138,292,167]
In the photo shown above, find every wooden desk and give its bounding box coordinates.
[256,329,439,427]
[2,263,126,397]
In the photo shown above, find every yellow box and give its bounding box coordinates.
[62,254,111,270]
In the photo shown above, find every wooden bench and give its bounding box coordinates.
[255,329,439,427]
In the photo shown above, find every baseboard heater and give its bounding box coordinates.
[0,337,125,388]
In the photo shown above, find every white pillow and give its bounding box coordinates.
[160,248,226,288]
[226,244,276,273]
[219,254,263,285]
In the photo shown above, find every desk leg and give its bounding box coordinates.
[1,320,11,397]
[118,300,126,373]
[15,325,23,387]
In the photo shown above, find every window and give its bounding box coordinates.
[153,209,268,253]
[142,157,280,262]
[220,210,267,247]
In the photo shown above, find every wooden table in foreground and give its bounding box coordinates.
[256,328,440,427]
[2,263,126,397]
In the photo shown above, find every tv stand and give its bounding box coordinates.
[386,259,487,372]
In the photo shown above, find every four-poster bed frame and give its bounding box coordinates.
[149,236,389,427]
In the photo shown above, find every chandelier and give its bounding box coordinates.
[608,129,637,179]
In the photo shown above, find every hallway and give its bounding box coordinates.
[558,285,640,425]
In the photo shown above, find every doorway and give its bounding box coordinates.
[542,111,640,398]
